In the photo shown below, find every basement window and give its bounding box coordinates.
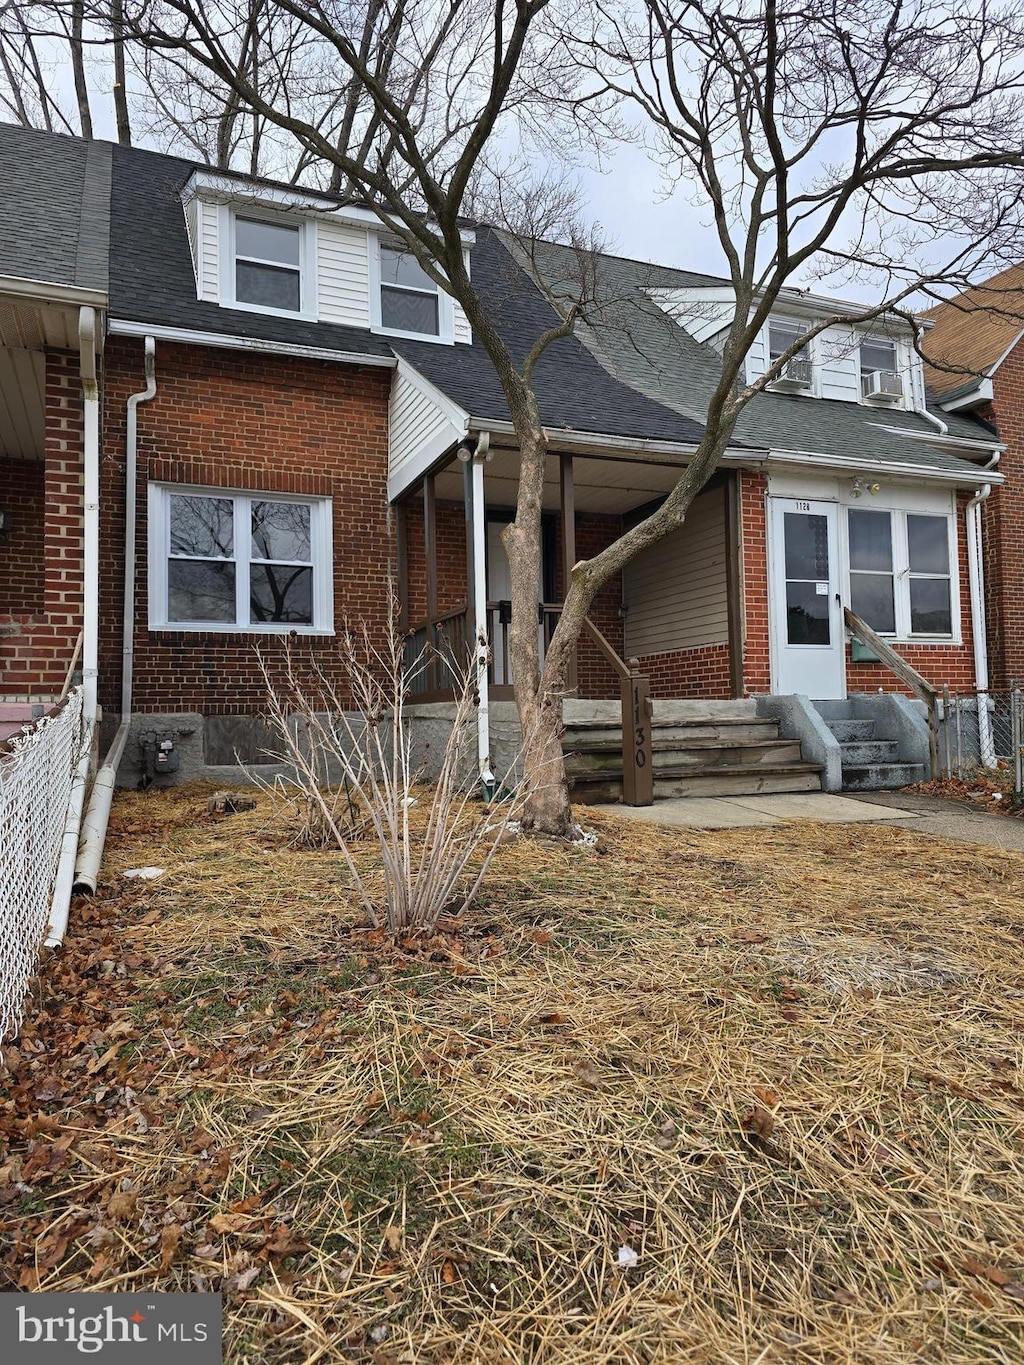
[148,486,333,633]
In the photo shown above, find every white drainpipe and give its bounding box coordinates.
[45,307,101,946]
[71,337,157,900]
[966,452,999,769]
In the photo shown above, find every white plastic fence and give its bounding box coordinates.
[0,687,87,1040]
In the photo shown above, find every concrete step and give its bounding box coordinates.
[827,719,876,743]
[563,718,781,747]
[571,762,822,804]
[564,699,759,724]
[841,762,926,791]
[839,740,899,766]
[565,738,805,775]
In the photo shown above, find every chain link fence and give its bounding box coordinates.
[940,688,1024,794]
[0,687,88,1040]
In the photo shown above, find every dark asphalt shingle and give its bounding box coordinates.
[0,123,109,291]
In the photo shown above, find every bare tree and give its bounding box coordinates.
[106,0,1024,836]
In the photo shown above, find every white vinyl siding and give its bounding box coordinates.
[198,199,220,302]
[624,485,729,655]
[817,324,861,401]
[388,365,464,498]
[316,220,371,327]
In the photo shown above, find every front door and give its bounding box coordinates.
[770,498,845,699]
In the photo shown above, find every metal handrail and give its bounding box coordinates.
[844,607,940,777]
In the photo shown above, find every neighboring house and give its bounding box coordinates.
[920,265,1024,689]
[0,121,1005,819]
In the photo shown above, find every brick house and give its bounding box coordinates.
[920,265,1024,690]
[0,121,1006,827]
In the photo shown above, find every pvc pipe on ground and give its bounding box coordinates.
[44,725,93,946]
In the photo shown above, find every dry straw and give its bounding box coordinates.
[14,788,1024,1364]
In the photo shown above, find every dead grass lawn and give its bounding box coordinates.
[2,783,1024,1364]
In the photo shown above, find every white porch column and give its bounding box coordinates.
[470,446,494,791]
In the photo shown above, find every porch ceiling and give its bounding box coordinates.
[432,447,688,516]
[0,347,45,461]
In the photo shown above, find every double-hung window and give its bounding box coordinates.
[768,320,812,383]
[847,507,954,638]
[859,337,903,401]
[379,244,441,336]
[149,486,332,632]
[233,215,303,313]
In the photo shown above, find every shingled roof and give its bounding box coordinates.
[920,263,1024,400]
[0,122,109,293]
[516,236,996,478]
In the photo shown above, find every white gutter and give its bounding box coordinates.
[966,453,999,768]
[72,338,157,898]
[765,447,1005,485]
[0,275,108,308]
[45,307,101,946]
[109,318,397,369]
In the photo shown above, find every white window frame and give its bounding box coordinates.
[147,483,334,634]
[858,334,908,406]
[765,317,817,392]
[368,234,455,343]
[219,204,317,321]
[844,504,959,643]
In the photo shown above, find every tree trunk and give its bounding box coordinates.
[110,0,131,144]
[70,0,93,139]
[502,418,577,838]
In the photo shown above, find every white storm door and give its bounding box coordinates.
[770,498,845,699]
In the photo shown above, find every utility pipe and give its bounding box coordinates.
[45,308,101,946]
[72,337,157,898]
[966,452,1000,769]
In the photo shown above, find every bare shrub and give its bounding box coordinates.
[256,619,519,934]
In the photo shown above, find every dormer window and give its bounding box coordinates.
[860,338,903,402]
[379,245,440,336]
[768,320,812,389]
[228,211,311,317]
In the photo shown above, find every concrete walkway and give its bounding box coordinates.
[596,790,1024,851]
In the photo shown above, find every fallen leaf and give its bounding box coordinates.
[441,1259,459,1285]
[158,1224,183,1272]
[383,1225,403,1252]
[106,1191,138,1221]
[742,1106,775,1141]
[962,1256,1011,1286]
[209,1212,250,1236]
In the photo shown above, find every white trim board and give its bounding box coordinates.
[108,318,396,368]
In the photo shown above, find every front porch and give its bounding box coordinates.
[0,301,89,708]
[393,434,747,707]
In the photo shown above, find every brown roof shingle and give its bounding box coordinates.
[921,262,1024,398]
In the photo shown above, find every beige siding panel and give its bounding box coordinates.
[317,220,370,327]
[198,200,220,302]
[389,369,460,487]
[624,486,729,655]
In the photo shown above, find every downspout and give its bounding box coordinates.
[966,452,1000,769]
[45,307,100,946]
[70,337,157,901]
[471,432,494,793]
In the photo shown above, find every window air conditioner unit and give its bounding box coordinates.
[863,369,903,402]
[770,355,813,391]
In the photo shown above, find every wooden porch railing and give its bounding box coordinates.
[843,607,940,778]
[582,618,654,806]
[405,606,470,699]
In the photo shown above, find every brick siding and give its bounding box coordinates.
[0,458,45,614]
[98,337,393,716]
[0,353,84,696]
[980,344,1024,687]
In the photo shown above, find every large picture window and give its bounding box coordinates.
[847,507,953,638]
[149,486,333,632]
